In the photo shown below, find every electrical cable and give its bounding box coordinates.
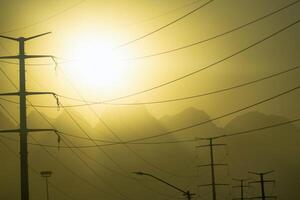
[1,0,298,66]
[0,101,300,149]
[122,0,300,60]
[55,64,300,106]
[2,55,300,109]
[122,85,300,144]
[0,0,87,34]
[123,0,204,28]
[3,18,297,109]
[26,72,182,197]
[0,64,134,200]
[39,67,190,177]
[3,83,300,147]
[2,84,299,147]
[115,0,214,48]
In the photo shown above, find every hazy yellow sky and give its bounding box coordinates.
[0,1,300,200]
[0,0,299,126]
[0,0,299,124]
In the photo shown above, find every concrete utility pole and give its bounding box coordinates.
[133,171,195,200]
[232,178,250,200]
[40,171,52,200]
[248,171,276,200]
[0,33,60,200]
[197,137,229,200]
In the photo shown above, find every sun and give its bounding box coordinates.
[62,33,130,95]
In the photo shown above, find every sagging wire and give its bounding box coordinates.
[54,130,61,150]
[51,56,58,73]
[51,93,61,110]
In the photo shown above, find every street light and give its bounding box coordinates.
[40,171,52,200]
[133,171,195,200]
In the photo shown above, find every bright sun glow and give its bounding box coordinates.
[63,33,130,95]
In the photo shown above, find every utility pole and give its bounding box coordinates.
[197,137,229,200]
[232,178,250,200]
[0,33,60,200]
[133,171,195,200]
[248,171,276,200]
[40,171,52,200]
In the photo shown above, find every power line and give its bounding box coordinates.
[53,64,300,107]
[27,72,180,196]
[39,18,300,108]
[123,0,204,28]
[2,58,299,109]
[0,39,189,181]
[3,84,298,147]
[3,0,297,66]
[122,0,300,60]
[0,0,87,34]
[0,66,129,200]
[117,85,300,144]
[1,0,298,66]
[1,14,299,102]
[113,19,300,103]
[3,112,300,149]
[58,135,131,200]
[33,63,189,177]
[26,78,192,198]
[115,0,214,48]
[0,57,140,200]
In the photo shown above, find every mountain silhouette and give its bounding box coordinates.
[0,107,299,200]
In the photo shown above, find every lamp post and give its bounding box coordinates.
[133,171,195,200]
[40,171,52,200]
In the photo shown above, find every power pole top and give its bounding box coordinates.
[248,171,276,200]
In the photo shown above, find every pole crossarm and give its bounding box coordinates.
[248,171,274,176]
[0,56,19,59]
[232,185,250,188]
[233,178,251,182]
[249,180,275,184]
[26,92,60,107]
[0,35,19,41]
[198,183,229,187]
[196,143,226,148]
[26,92,56,96]
[0,129,20,133]
[25,31,52,41]
[0,92,60,107]
[198,163,228,167]
[0,128,58,133]
[24,32,51,41]
[249,196,277,199]
[196,136,221,140]
[0,128,61,147]
[0,32,51,42]
[0,92,19,96]
[25,55,55,59]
